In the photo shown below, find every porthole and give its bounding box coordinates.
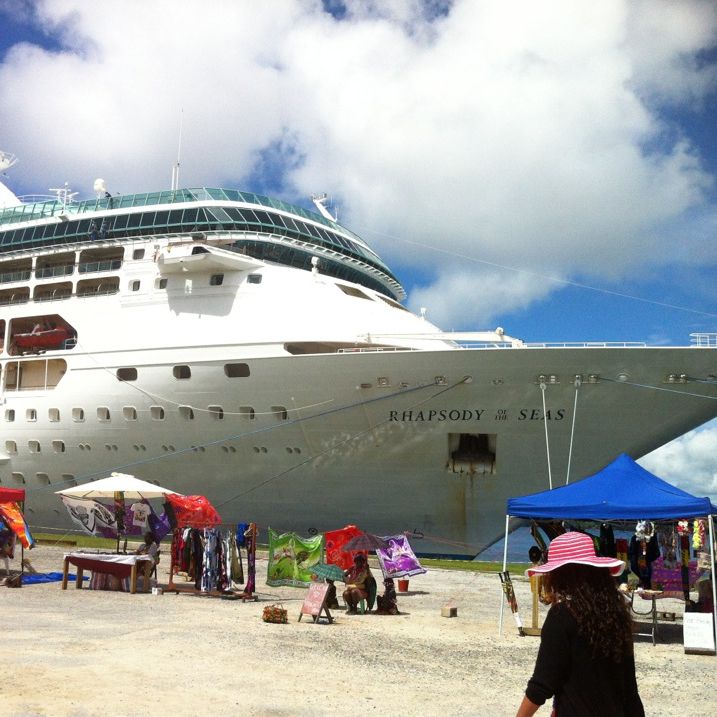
[72,408,85,422]
[173,365,191,379]
[61,474,77,487]
[117,367,138,381]
[271,406,288,421]
[229,446,236,453]
[225,363,250,378]
[26,408,37,422]
[294,447,301,454]
[133,248,145,260]
[123,406,137,421]
[208,406,224,420]
[5,409,15,422]
[49,408,61,422]
[239,406,255,420]
[210,273,224,286]
[151,406,165,420]
[11,472,25,484]
[179,405,195,420]
[130,279,140,291]
[36,473,50,485]
[247,274,262,284]
[156,277,168,289]
[28,440,41,453]
[52,440,65,453]
[97,407,111,422]
[5,440,17,454]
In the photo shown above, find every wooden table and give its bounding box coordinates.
[62,552,153,594]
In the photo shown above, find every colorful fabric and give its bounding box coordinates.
[650,557,699,591]
[376,534,427,578]
[324,524,364,570]
[60,497,145,538]
[0,502,34,549]
[165,494,221,528]
[266,529,324,587]
[0,487,25,502]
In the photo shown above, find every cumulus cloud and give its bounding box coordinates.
[0,0,716,329]
[640,421,717,501]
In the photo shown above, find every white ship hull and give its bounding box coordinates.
[1,175,715,556]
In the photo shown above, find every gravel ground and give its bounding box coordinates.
[2,544,715,716]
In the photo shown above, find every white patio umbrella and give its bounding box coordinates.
[55,472,178,500]
[56,472,180,550]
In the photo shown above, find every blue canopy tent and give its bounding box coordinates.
[499,454,717,641]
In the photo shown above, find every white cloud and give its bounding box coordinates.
[0,0,716,329]
[640,419,717,501]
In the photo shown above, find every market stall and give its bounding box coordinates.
[165,494,256,600]
[56,472,177,549]
[499,453,717,647]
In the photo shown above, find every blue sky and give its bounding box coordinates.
[1,0,716,495]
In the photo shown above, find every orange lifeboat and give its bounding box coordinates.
[14,327,70,351]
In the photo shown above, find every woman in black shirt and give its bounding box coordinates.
[516,531,644,717]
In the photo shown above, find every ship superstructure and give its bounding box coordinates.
[1,152,716,555]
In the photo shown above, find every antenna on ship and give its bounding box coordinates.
[311,193,338,222]
[171,109,184,191]
[48,182,78,210]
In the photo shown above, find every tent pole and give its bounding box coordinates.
[539,380,553,490]
[498,514,510,636]
[708,514,717,648]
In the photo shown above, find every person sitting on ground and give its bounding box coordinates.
[343,553,372,614]
[325,578,340,609]
[375,577,399,615]
[135,531,159,592]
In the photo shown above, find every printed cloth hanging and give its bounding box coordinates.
[165,494,221,529]
[0,502,34,549]
[266,528,324,587]
[376,534,427,578]
[201,528,220,592]
[324,524,364,570]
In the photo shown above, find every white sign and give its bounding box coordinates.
[683,612,716,655]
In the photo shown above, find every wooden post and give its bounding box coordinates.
[61,556,69,590]
[523,574,542,637]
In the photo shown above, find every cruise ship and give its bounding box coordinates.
[1,149,716,556]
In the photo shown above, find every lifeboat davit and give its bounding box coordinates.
[14,327,70,351]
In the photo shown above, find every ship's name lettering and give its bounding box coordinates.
[389,409,485,422]
[388,407,566,422]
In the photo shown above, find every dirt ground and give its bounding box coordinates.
[2,544,715,717]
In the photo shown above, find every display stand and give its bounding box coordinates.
[167,521,257,601]
[523,575,542,637]
[236,522,258,602]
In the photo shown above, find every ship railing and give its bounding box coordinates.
[35,264,75,279]
[690,333,717,347]
[78,259,123,274]
[338,346,418,353]
[0,269,32,284]
[339,341,650,353]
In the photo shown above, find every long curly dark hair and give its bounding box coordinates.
[542,563,634,662]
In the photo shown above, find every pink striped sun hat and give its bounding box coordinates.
[526,532,625,577]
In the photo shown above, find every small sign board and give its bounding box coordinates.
[298,582,332,624]
[683,612,716,655]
